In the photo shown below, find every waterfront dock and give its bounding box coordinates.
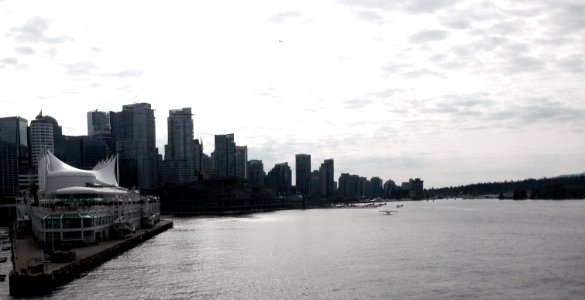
[9,219,173,297]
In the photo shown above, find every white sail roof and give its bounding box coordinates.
[38,149,119,193]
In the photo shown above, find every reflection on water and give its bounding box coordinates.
[20,200,585,299]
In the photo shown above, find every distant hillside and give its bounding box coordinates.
[559,172,585,178]
[427,175,585,200]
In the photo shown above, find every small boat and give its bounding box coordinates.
[0,256,7,263]
[1,246,10,251]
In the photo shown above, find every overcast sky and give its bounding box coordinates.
[1,0,584,188]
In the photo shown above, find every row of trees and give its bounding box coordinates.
[427,176,585,200]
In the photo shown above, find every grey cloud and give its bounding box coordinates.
[269,11,301,23]
[487,101,585,124]
[102,69,144,78]
[1,57,18,65]
[505,55,545,74]
[402,0,455,13]
[344,99,374,109]
[408,30,448,43]
[339,0,455,13]
[369,89,404,99]
[353,10,385,22]
[441,19,470,30]
[64,61,97,75]
[489,21,528,35]
[381,62,409,73]
[403,69,445,78]
[557,54,585,73]
[9,16,70,44]
[547,2,585,32]
[15,46,35,55]
[421,93,493,117]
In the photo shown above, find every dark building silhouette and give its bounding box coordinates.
[409,178,424,200]
[110,103,157,190]
[161,108,196,186]
[371,176,383,198]
[235,146,248,179]
[60,135,108,170]
[194,139,203,173]
[214,134,236,178]
[265,162,292,196]
[247,159,264,186]
[338,173,365,198]
[319,159,334,197]
[310,170,321,197]
[295,154,311,197]
[383,179,396,198]
[0,116,29,197]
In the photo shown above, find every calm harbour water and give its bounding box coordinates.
[4,199,585,299]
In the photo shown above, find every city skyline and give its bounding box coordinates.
[1,0,584,188]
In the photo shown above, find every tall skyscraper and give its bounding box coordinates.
[30,112,62,168]
[0,117,29,197]
[319,158,334,197]
[193,139,203,173]
[87,110,112,153]
[161,108,196,185]
[110,103,157,190]
[310,170,320,197]
[214,134,236,178]
[295,154,311,197]
[371,176,383,198]
[265,162,292,196]
[235,146,248,179]
[247,159,264,186]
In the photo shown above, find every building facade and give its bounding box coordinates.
[247,159,264,186]
[0,117,29,197]
[235,146,248,179]
[295,154,311,197]
[265,162,292,196]
[214,134,236,178]
[161,108,196,185]
[319,159,334,197]
[87,110,112,154]
[30,113,62,168]
[110,103,157,190]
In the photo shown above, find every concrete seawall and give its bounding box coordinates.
[9,220,173,298]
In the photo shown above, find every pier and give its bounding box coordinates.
[9,219,173,297]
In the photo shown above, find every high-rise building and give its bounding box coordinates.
[319,159,334,197]
[371,177,383,198]
[160,108,196,186]
[194,139,203,173]
[409,178,424,200]
[214,134,236,178]
[110,103,157,190]
[265,162,292,196]
[310,170,320,197]
[235,146,248,179]
[383,179,396,198]
[295,154,311,196]
[60,136,108,170]
[0,117,29,197]
[247,159,264,186]
[87,110,112,153]
[30,112,62,168]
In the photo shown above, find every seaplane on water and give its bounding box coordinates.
[379,209,398,215]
